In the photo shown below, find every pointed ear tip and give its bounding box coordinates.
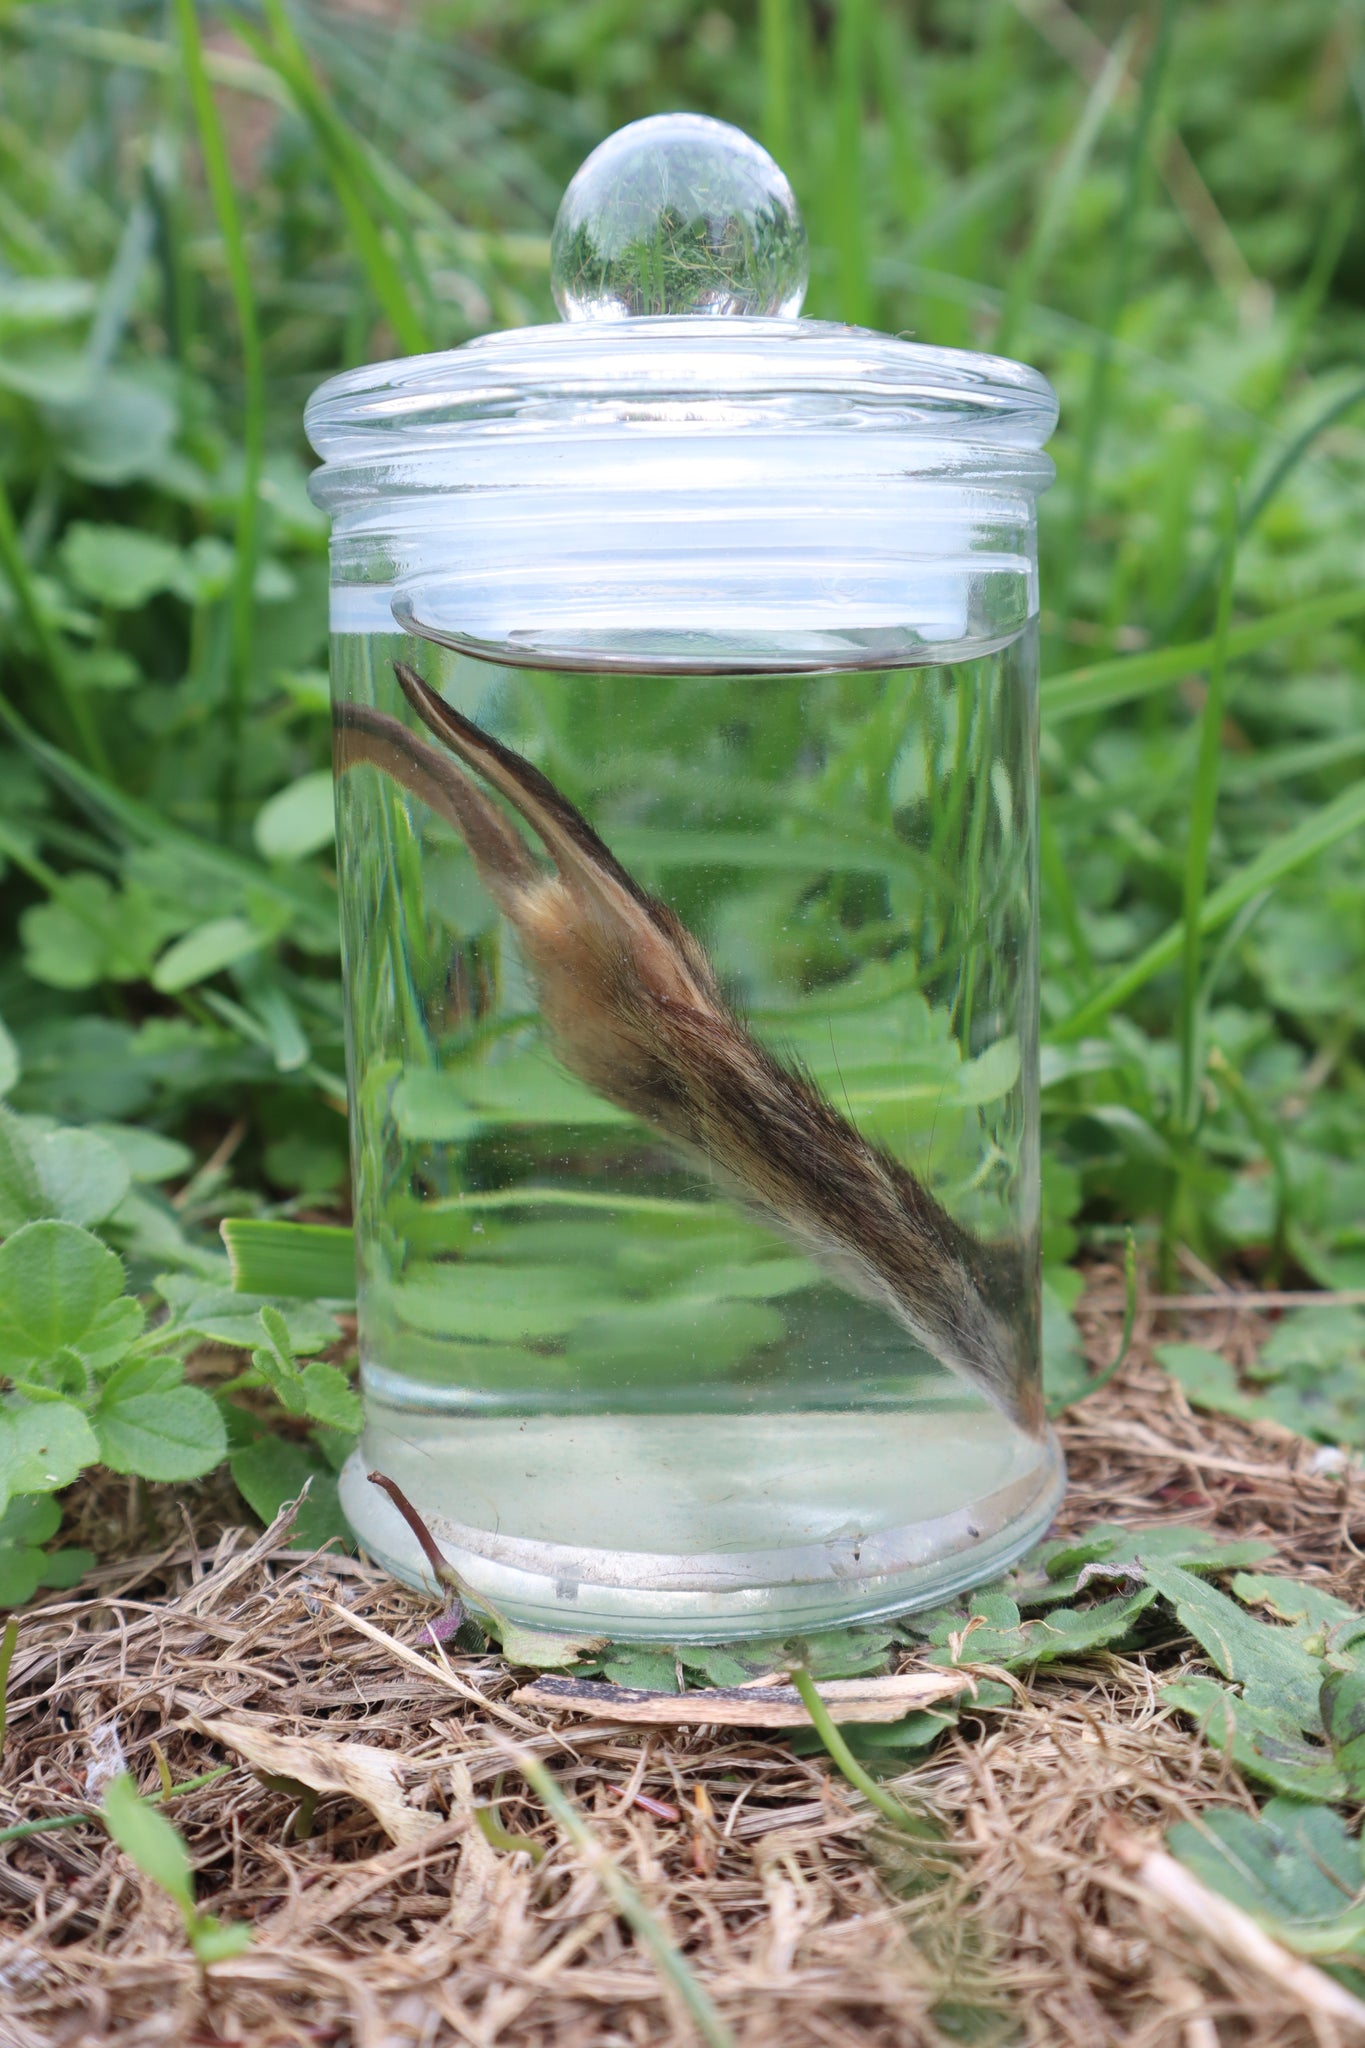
[393,659,440,713]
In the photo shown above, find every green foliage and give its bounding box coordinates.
[93,1356,227,1483]
[215,1310,358,1551]
[0,1494,94,1607]
[0,1615,16,1753]
[249,1305,360,1432]
[254,771,336,863]
[227,1433,348,1553]
[0,1218,227,1523]
[101,1771,251,1965]
[790,1663,929,1832]
[1151,1558,1349,1799]
[598,1647,683,1692]
[1130,1561,1365,1806]
[60,525,191,610]
[222,1218,356,1301]
[1168,1801,1365,1961]
[1014,1520,1276,1606]
[918,1584,1161,1669]
[0,1091,357,1582]
[1160,1309,1365,1443]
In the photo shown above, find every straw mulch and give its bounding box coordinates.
[5,1277,1365,2048]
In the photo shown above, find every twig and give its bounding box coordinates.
[315,1598,544,1736]
[1107,1832,1365,2032]
[514,1670,971,1728]
[172,1117,247,1211]
[1148,1289,1365,1313]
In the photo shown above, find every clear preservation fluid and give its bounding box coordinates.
[332,628,1062,1638]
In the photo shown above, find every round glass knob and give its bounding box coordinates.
[551,113,808,323]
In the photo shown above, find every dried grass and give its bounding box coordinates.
[5,1277,1365,2047]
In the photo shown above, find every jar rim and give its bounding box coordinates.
[305,317,1058,468]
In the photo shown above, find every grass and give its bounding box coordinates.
[2,18,1365,1999]
[1053,0,1176,625]
[1055,774,1365,1041]
[0,0,1358,1514]
[173,0,265,832]
[789,1664,930,1833]
[0,473,106,772]
[1175,485,1238,1150]
[239,0,434,353]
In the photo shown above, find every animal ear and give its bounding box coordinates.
[335,700,538,910]
[391,661,674,936]
[391,664,725,997]
[395,664,731,1021]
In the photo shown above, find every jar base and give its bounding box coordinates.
[338,1413,1065,1644]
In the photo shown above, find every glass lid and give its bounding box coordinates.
[306,114,1058,673]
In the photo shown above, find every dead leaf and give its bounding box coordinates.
[191,1715,441,1848]
[512,1669,973,1727]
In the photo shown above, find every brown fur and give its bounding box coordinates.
[333,663,1042,1435]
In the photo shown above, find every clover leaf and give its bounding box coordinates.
[0,1402,99,1517]
[92,1355,226,1482]
[0,1221,143,1380]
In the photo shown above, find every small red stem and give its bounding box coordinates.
[367,1470,457,1593]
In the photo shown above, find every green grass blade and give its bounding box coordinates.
[1221,729,1365,792]
[831,0,871,326]
[0,695,325,924]
[1270,190,1354,401]
[789,1667,926,1832]
[234,0,431,355]
[0,1767,231,1846]
[995,24,1133,359]
[222,1219,356,1300]
[759,0,794,172]
[0,1617,17,1755]
[12,16,287,101]
[1177,488,1237,1132]
[1040,587,1365,724]
[1165,376,1365,631]
[266,0,436,339]
[85,195,156,371]
[1209,1048,1291,1279]
[475,1800,546,1863]
[868,9,926,233]
[512,1747,736,2048]
[0,478,108,773]
[883,256,1264,432]
[1054,776,1365,1039]
[173,0,264,836]
[0,1814,89,1844]
[1040,802,1093,979]
[1048,1232,1138,1415]
[1054,0,1176,623]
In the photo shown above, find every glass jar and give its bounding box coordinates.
[305,115,1062,1642]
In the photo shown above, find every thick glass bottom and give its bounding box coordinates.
[339,1405,1065,1643]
